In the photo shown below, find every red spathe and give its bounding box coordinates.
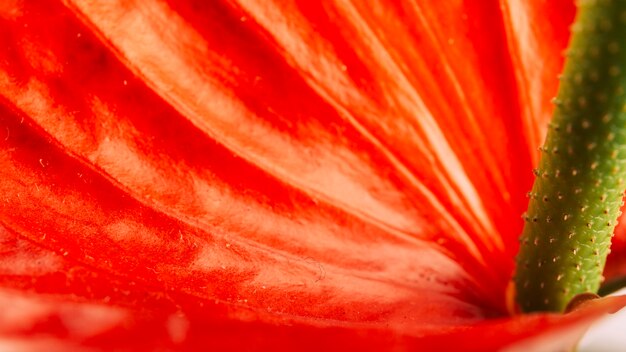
[0,1,625,351]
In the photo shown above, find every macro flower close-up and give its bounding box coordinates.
[3,0,626,351]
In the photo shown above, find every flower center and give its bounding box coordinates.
[515,0,626,312]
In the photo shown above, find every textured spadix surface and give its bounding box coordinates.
[516,0,626,312]
[1,0,626,351]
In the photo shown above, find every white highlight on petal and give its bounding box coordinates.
[578,288,626,351]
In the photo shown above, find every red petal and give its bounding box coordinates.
[2,226,625,351]
[1,0,503,310]
[56,0,576,291]
[606,211,626,280]
[499,0,575,156]
[66,0,524,288]
[1,0,625,350]
[1,97,491,320]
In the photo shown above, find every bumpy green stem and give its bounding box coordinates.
[515,0,626,312]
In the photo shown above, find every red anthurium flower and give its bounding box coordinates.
[2,0,626,350]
